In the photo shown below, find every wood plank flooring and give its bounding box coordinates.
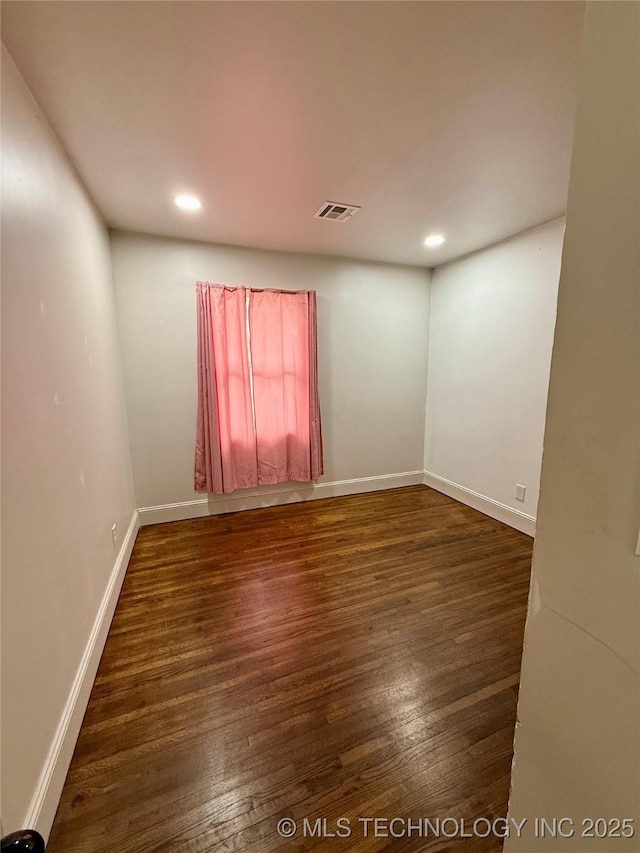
[47,485,533,853]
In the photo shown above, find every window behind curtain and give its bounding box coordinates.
[194,282,323,494]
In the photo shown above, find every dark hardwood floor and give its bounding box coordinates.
[47,485,533,853]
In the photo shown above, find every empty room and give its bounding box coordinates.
[1,2,638,852]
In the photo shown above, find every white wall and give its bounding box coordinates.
[424,218,565,533]
[110,232,431,518]
[506,2,639,848]
[1,47,136,836]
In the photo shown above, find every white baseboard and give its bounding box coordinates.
[137,497,212,525]
[423,471,536,537]
[137,470,425,526]
[25,510,140,841]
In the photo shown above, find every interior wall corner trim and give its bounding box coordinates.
[423,470,536,537]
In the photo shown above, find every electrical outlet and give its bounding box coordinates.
[111,523,118,548]
[515,484,526,502]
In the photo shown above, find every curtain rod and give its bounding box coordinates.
[196,281,311,295]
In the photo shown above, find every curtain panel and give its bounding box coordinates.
[194,282,323,494]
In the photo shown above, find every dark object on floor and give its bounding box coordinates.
[1,831,46,852]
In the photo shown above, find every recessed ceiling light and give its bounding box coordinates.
[174,194,202,211]
[423,234,446,248]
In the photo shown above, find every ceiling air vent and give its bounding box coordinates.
[314,201,361,222]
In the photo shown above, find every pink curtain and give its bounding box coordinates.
[194,284,258,493]
[250,289,323,484]
[194,283,323,494]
